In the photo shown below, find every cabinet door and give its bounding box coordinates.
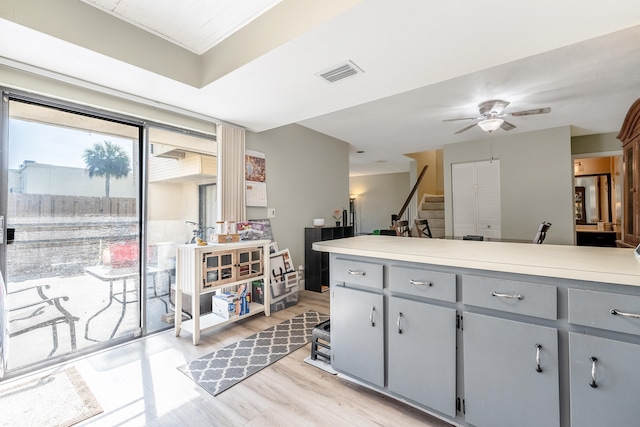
[331,286,384,387]
[388,297,456,417]
[569,333,640,427]
[202,251,236,289]
[236,246,263,280]
[463,313,559,427]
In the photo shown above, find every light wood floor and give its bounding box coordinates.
[6,290,453,426]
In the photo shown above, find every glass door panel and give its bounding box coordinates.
[145,127,216,333]
[1,97,141,373]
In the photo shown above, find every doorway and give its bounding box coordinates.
[1,94,142,375]
[573,155,622,246]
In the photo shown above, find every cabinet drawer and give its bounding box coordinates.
[568,289,640,336]
[389,265,456,302]
[333,258,383,289]
[462,275,557,320]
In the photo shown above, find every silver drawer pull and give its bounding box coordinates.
[590,357,598,388]
[610,308,640,319]
[535,344,543,373]
[397,312,403,334]
[348,269,366,276]
[490,290,524,300]
[409,279,432,286]
[370,306,376,327]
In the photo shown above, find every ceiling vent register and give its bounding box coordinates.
[317,60,364,83]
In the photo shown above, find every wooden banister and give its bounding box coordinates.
[395,164,429,222]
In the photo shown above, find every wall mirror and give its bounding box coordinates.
[575,173,611,224]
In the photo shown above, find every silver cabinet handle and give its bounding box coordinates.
[370,306,376,327]
[611,308,640,319]
[409,279,432,286]
[397,312,403,334]
[348,269,366,276]
[490,290,524,300]
[590,357,598,388]
[535,344,543,373]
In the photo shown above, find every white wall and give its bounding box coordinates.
[246,124,350,269]
[444,126,574,245]
[349,172,411,234]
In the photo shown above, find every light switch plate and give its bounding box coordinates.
[267,208,276,218]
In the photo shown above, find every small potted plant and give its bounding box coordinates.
[333,210,342,226]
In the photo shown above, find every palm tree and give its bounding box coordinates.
[83,141,131,197]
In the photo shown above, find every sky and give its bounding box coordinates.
[8,118,135,170]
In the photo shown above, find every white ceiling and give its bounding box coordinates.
[2,0,640,176]
[79,0,283,54]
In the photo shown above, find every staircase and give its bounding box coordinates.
[414,194,445,238]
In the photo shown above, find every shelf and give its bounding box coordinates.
[175,240,271,345]
[180,302,265,334]
[304,226,354,292]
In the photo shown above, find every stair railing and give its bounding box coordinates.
[392,165,429,234]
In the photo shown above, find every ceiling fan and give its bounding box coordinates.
[444,100,551,134]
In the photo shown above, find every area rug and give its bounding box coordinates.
[0,367,103,427]
[178,310,329,396]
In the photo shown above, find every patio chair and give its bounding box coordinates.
[7,285,78,358]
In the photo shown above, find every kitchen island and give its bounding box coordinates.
[313,235,640,427]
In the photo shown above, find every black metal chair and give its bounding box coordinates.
[533,221,552,244]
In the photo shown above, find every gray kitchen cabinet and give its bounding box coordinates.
[331,285,384,387]
[567,288,640,426]
[463,313,560,427]
[388,296,456,417]
[568,332,640,427]
[315,236,640,427]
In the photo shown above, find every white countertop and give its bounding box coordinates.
[313,235,640,287]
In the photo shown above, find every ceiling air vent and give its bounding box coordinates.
[316,60,363,83]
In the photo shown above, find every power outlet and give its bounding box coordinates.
[267,208,276,218]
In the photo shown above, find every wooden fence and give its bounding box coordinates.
[8,194,137,217]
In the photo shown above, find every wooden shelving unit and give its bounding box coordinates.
[174,240,271,345]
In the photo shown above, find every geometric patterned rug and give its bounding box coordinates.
[178,310,330,396]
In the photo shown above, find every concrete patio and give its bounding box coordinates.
[5,267,173,371]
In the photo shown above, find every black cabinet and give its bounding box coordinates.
[576,230,617,247]
[304,226,354,292]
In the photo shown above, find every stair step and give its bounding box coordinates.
[421,202,444,211]
[424,195,444,202]
[420,210,444,219]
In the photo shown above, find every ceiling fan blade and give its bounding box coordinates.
[501,121,516,131]
[479,100,510,116]
[454,123,478,134]
[443,117,479,122]
[506,107,551,117]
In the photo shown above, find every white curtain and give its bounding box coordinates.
[217,124,246,223]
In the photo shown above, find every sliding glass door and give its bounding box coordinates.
[0,93,142,374]
[145,126,217,333]
[0,91,218,376]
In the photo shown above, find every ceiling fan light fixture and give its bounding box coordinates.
[478,118,504,133]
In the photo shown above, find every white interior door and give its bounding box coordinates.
[452,160,501,238]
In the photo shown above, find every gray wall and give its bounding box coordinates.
[444,126,574,245]
[246,124,350,270]
[349,172,411,234]
[571,132,620,155]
